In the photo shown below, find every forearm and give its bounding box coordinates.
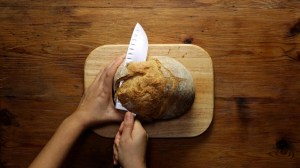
[29,114,85,168]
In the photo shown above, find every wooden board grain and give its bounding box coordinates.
[84,44,213,138]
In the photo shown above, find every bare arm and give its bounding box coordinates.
[29,55,125,168]
[28,114,84,168]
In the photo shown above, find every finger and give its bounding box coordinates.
[114,133,120,146]
[114,121,125,146]
[94,67,105,83]
[113,159,118,166]
[114,127,122,146]
[85,66,104,91]
[98,63,114,85]
[113,154,118,165]
[100,54,125,83]
[102,54,125,92]
[132,120,148,138]
[95,55,121,83]
[113,144,117,155]
[110,54,126,73]
[108,54,125,71]
[113,144,118,160]
[118,121,125,134]
[121,112,135,139]
[97,55,125,94]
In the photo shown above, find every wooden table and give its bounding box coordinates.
[1,1,300,167]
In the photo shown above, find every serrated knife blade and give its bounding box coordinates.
[115,23,149,112]
[125,23,148,64]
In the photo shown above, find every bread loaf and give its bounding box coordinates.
[114,56,195,121]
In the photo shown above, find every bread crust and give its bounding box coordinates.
[114,56,195,121]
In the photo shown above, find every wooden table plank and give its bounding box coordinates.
[0,0,300,9]
[1,1,300,167]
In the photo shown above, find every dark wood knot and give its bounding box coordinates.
[287,18,300,37]
[181,34,194,44]
[183,37,193,44]
[234,97,249,113]
[273,138,294,158]
[234,97,251,122]
[297,51,300,61]
[268,138,294,158]
[235,97,248,109]
[0,109,19,127]
[276,139,290,151]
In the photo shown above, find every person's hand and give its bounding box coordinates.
[72,54,125,128]
[113,112,148,168]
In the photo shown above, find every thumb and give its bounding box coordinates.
[122,112,135,139]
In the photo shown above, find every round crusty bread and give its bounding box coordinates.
[113,56,195,121]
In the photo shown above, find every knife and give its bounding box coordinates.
[115,23,149,112]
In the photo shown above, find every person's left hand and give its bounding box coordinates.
[72,54,125,128]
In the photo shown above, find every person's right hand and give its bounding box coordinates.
[113,112,148,168]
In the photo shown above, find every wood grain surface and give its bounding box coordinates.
[85,44,213,138]
[1,0,300,167]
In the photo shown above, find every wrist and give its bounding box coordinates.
[136,162,146,168]
[137,160,146,168]
[124,163,146,168]
[65,112,89,131]
[123,160,146,168]
[71,110,107,129]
